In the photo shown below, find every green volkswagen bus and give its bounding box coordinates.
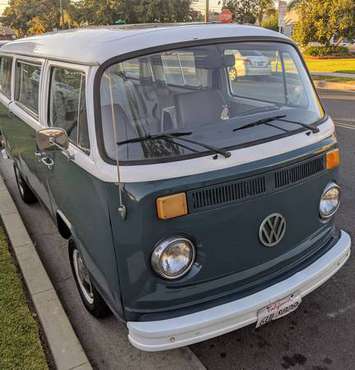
[0,24,351,351]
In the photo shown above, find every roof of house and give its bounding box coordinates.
[0,23,290,66]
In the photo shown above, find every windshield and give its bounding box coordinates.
[100,42,324,163]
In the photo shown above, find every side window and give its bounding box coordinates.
[15,61,41,115]
[0,56,13,98]
[49,67,90,153]
[121,60,140,79]
[161,51,208,88]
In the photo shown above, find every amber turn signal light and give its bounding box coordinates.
[156,193,188,220]
[326,149,340,170]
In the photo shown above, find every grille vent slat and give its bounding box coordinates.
[188,155,325,212]
[275,156,325,189]
[189,176,266,211]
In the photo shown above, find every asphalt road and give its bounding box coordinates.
[0,89,354,370]
[191,90,355,370]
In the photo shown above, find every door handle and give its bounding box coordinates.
[41,156,54,170]
[7,110,15,119]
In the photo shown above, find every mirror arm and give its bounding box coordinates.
[49,138,75,160]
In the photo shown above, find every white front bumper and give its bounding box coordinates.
[127,231,351,352]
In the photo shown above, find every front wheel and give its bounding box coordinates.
[69,240,111,318]
[14,164,37,204]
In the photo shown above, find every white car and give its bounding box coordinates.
[230,50,271,79]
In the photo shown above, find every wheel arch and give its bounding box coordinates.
[56,209,72,240]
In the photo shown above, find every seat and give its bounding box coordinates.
[175,90,226,129]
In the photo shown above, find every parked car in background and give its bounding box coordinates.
[228,49,271,79]
[0,23,351,352]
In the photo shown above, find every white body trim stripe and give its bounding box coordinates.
[127,230,351,352]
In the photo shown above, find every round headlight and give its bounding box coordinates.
[320,183,340,219]
[151,237,195,280]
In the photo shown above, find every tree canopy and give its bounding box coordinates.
[2,0,194,36]
[293,0,355,46]
[221,0,274,25]
[2,0,74,37]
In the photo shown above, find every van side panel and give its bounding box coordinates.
[0,100,123,319]
[44,150,123,317]
[0,103,49,203]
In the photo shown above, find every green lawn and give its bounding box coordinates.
[304,57,355,74]
[0,226,48,370]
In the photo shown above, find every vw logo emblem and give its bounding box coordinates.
[259,213,287,247]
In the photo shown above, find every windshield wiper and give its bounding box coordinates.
[233,115,288,132]
[277,117,320,133]
[233,114,320,134]
[117,131,232,158]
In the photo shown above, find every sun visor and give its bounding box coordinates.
[195,52,235,69]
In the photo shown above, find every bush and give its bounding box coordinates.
[303,46,350,57]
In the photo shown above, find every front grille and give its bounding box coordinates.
[187,155,326,213]
[189,176,266,211]
[275,156,325,188]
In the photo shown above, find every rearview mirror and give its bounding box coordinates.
[36,128,69,152]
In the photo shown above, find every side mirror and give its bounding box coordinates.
[36,128,69,152]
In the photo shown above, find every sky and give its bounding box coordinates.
[192,0,222,13]
[0,1,7,15]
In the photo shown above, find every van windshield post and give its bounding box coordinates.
[106,73,127,219]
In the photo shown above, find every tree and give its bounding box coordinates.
[293,0,355,46]
[137,0,193,23]
[256,0,274,25]
[261,12,278,31]
[2,0,194,36]
[222,0,274,25]
[73,0,122,25]
[287,0,301,10]
[73,0,193,26]
[2,0,73,37]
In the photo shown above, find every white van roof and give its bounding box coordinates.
[0,23,289,66]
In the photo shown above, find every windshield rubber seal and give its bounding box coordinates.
[93,36,326,166]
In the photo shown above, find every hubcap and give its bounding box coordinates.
[73,249,94,304]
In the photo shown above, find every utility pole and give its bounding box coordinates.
[59,0,64,29]
[205,0,209,23]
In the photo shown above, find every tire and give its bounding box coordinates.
[14,164,37,204]
[69,239,111,318]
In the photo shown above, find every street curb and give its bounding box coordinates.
[0,175,92,370]
[313,80,355,92]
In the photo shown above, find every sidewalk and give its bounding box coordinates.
[0,174,91,370]
[311,72,355,92]
[0,157,206,370]
[311,72,355,79]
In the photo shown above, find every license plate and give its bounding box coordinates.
[256,294,301,328]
